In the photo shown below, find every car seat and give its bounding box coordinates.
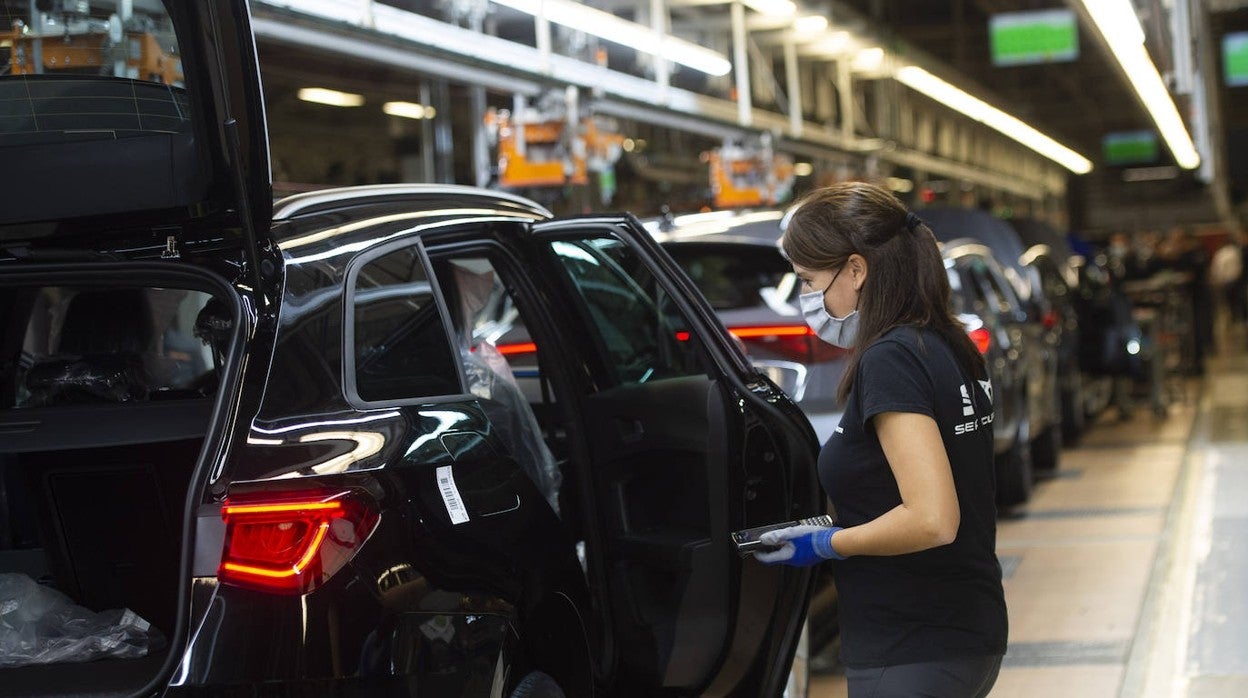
[22,289,154,406]
[446,262,563,514]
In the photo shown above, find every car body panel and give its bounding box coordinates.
[653,219,850,443]
[922,210,1060,451]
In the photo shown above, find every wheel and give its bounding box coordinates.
[510,671,565,698]
[996,419,1033,511]
[1031,423,1062,477]
[1060,372,1085,446]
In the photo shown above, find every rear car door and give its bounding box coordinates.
[530,216,820,695]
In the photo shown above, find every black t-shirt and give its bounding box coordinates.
[819,325,1007,668]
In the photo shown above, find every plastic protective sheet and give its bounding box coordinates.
[0,573,166,667]
[21,355,150,406]
[463,345,562,514]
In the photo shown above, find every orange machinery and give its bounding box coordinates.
[708,145,796,209]
[484,107,626,189]
[3,23,182,84]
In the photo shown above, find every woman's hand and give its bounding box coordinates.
[753,525,846,566]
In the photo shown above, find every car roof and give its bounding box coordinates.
[644,209,786,242]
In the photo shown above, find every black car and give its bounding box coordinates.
[921,208,1062,479]
[1011,218,1095,444]
[0,2,820,696]
[650,211,851,443]
[942,241,1035,508]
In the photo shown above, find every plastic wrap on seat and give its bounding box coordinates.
[0,573,166,667]
[463,344,562,514]
[22,355,151,406]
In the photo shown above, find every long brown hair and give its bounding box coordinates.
[781,182,986,401]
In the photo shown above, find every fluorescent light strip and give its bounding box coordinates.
[297,87,364,106]
[490,0,731,76]
[383,101,433,119]
[895,66,1092,174]
[1075,0,1200,169]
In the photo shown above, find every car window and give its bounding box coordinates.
[548,236,704,385]
[435,255,547,405]
[351,244,462,403]
[11,286,217,408]
[969,258,1018,316]
[662,243,796,310]
[1,1,188,146]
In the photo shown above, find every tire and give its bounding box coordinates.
[509,671,566,698]
[1060,373,1085,446]
[1031,423,1062,477]
[996,419,1033,511]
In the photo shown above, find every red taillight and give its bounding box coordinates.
[968,327,991,354]
[496,342,538,355]
[729,325,845,363]
[1041,309,1060,330]
[218,490,379,595]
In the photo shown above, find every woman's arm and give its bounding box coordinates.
[829,411,960,557]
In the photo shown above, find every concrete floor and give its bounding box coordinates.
[809,343,1248,697]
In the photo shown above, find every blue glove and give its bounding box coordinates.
[753,525,846,566]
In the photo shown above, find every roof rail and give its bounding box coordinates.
[272,184,552,221]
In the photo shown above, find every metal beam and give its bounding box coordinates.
[250,8,1059,199]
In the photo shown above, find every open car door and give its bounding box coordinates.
[531,216,821,695]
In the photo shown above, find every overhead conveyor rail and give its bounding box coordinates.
[250,0,1070,201]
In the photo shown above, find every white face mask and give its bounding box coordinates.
[798,269,860,348]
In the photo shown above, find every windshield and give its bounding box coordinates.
[2,1,186,144]
[664,243,797,311]
[0,1,213,227]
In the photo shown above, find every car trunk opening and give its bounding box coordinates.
[0,277,240,696]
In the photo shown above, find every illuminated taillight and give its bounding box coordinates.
[729,325,846,363]
[218,490,379,595]
[496,342,538,355]
[1041,309,1060,330]
[968,327,991,354]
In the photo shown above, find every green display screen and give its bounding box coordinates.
[990,9,1079,67]
[1103,131,1159,166]
[1224,32,1248,87]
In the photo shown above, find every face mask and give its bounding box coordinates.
[798,270,860,348]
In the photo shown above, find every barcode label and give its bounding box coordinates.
[436,465,470,525]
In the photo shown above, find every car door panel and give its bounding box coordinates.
[532,217,819,695]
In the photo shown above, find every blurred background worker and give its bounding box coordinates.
[1211,231,1245,351]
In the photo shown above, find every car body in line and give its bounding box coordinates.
[942,240,1035,509]
[647,210,849,444]
[0,2,821,696]
[921,208,1062,480]
[1010,217,1094,444]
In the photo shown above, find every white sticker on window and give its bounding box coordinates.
[436,465,470,525]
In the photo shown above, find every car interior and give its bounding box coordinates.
[0,283,226,695]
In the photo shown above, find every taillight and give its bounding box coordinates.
[218,490,379,595]
[496,342,537,356]
[730,325,846,363]
[1041,309,1060,330]
[968,327,991,354]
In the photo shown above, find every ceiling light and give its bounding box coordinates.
[804,31,852,56]
[886,177,914,193]
[1074,0,1200,169]
[794,162,814,176]
[490,0,731,76]
[383,101,431,119]
[742,0,796,17]
[793,15,828,34]
[298,87,364,107]
[895,66,1092,174]
[851,46,885,73]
